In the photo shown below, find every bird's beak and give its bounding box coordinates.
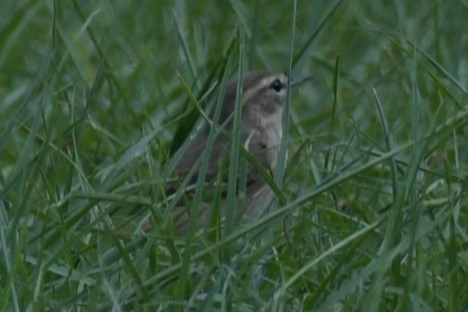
[290,74,312,88]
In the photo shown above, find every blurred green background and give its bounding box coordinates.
[1,0,467,310]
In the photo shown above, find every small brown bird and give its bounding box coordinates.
[171,70,309,234]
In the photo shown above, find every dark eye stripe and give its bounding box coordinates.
[270,79,283,92]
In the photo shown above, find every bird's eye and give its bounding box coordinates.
[270,79,283,92]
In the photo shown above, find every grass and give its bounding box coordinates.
[1,0,468,311]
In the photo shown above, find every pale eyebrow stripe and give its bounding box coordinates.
[242,76,277,104]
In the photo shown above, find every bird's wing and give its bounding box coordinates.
[175,129,230,182]
[175,125,272,187]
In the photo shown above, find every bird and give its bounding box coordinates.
[166,70,309,235]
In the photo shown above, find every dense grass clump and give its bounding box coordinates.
[1,0,467,310]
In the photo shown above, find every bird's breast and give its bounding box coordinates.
[260,108,283,169]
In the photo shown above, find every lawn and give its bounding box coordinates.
[1,0,467,311]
